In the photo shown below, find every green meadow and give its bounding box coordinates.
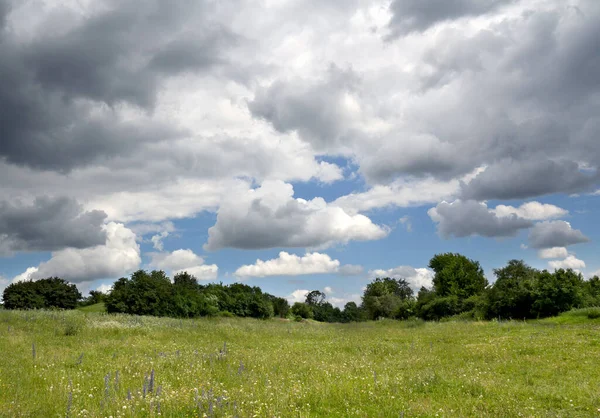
[1,308,600,417]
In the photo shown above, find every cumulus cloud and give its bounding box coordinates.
[235,251,360,278]
[129,221,176,238]
[149,249,218,281]
[0,0,237,171]
[96,284,112,294]
[528,221,590,249]
[176,265,218,281]
[333,175,464,215]
[150,249,205,271]
[12,267,40,283]
[14,222,141,283]
[461,160,598,201]
[428,200,533,239]
[246,2,600,198]
[492,202,568,221]
[205,180,389,251]
[368,266,434,293]
[0,275,10,296]
[249,65,361,153]
[287,289,310,305]
[538,247,569,260]
[0,196,107,254]
[548,255,586,271]
[287,286,360,308]
[2,0,600,285]
[151,232,169,251]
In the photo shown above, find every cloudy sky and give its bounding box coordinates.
[1,0,599,307]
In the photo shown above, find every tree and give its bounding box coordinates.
[173,271,200,291]
[416,295,460,321]
[3,281,45,310]
[305,290,326,306]
[361,277,414,320]
[270,297,290,318]
[105,270,174,316]
[81,290,106,306]
[485,260,537,319]
[414,253,487,320]
[429,253,488,299]
[342,302,363,322]
[290,302,313,319]
[364,277,413,300]
[532,269,584,318]
[583,276,600,307]
[2,278,81,310]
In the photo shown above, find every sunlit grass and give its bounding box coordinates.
[1,310,600,417]
[77,303,106,314]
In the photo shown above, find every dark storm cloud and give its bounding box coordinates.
[528,221,590,249]
[387,0,514,37]
[0,0,237,171]
[461,159,599,201]
[248,65,360,152]
[0,197,107,254]
[0,0,9,28]
[249,3,600,197]
[429,200,533,239]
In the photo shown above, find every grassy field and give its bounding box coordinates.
[1,310,600,417]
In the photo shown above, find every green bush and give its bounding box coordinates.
[3,278,81,310]
[290,302,313,319]
[417,296,460,321]
[587,308,600,319]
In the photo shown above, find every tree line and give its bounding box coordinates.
[3,253,600,322]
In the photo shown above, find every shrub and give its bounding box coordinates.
[531,269,584,318]
[3,278,81,310]
[270,297,290,318]
[417,296,460,321]
[587,308,600,319]
[290,302,313,319]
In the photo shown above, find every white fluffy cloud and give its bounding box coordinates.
[538,247,569,260]
[11,223,141,283]
[332,168,485,215]
[235,251,360,278]
[12,267,40,283]
[96,284,112,294]
[149,249,218,281]
[368,266,434,293]
[286,287,360,308]
[548,256,586,271]
[150,249,205,271]
[287,289,310,305]
[206,180,389,251]
[175,265,218,281]
[493,202,568,221]
[0,275,9,296]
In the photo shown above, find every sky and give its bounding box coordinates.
[1,0,599,308]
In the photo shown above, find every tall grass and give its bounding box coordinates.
[1,309,600,416]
